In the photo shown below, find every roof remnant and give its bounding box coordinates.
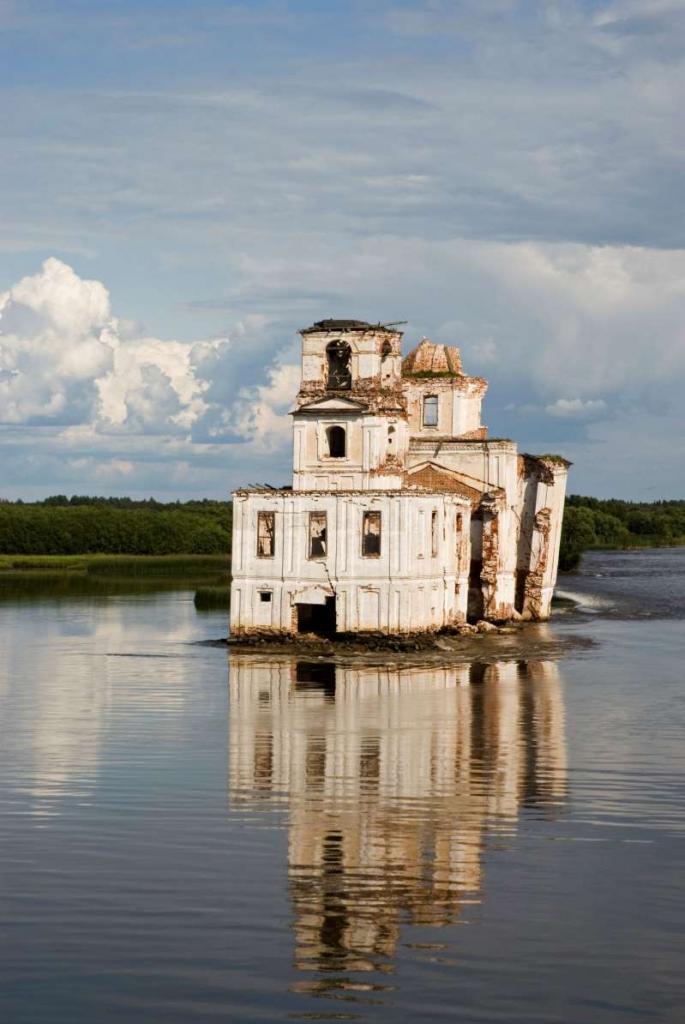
[300,319,398,334]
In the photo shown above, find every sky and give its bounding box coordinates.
[1,0,684,500]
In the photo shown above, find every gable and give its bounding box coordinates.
[405,462,485,503]
[293,396,369,414]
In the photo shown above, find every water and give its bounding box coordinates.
[1,550,684,1023]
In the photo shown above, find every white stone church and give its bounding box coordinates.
[230,320,569,637]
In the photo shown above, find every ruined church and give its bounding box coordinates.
[230,320,568,637]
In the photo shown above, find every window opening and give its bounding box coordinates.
[423,395,438,427]
[455,512,463,558]
[308,511,327,559]
[431,511,438,557]
[256,511,275,557]
[362,510,381,557]
[326,341,352,390]
[259,591,272,603]
[326,425,346,458]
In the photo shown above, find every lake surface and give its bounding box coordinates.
[1,549,684,1023]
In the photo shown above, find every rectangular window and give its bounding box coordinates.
[431,510,438,557]
[362,510,382,557]
[455,512,463,558]
[259,591,272,603]
[308,512,327,559]
[256,511,275,558]
[423,395,438,427]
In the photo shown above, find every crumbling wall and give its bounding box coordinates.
[522,507,552,620]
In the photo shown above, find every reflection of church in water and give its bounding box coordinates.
[229,656,567,984]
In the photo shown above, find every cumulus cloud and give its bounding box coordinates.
[0,258,296,448]
[0,259,300,496]
[0,243,684,498]
[230,362,301,450]
[0,258,227,433]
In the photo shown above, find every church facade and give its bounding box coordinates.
[230,320,569,637]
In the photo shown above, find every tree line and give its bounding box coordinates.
[0,494,682,567]
[559,496,685,571]
[0,499,232,555]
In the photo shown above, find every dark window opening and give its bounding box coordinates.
[326,425,346,458]
[326,341,352,390]
[381,340,392,360]
[362,510,381,557]
[431,510,439,557]
[423,395,438,427]
[259,591,272,603]
[308,511,327,559]
[256,511,275,557]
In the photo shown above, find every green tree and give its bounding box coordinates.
[559,506,597,572]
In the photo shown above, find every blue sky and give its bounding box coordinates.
[1,0,684,499]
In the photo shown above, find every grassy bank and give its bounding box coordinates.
[0,554,230,576]
[194,585,231,610]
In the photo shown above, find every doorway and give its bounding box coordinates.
[296,596,337,636]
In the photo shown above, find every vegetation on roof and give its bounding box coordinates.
[535,454,571,465]
[402,369,460,379]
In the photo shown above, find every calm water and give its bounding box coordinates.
[1,550,684,1023]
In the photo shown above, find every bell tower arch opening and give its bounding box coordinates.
[326,341,352,390]
[326,425,346,458]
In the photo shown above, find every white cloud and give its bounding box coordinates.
[1,241,684,498]
[0,258,299,496]
[231,361,301,451]
[0,258,227,434]
[545,398,608,419]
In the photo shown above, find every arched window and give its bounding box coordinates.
[326,425,346,458]
[326,341,352,390]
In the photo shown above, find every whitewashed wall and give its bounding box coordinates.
[292,409,409,491]
[231,489,472,635]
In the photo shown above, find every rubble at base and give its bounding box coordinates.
[223,618,595,666]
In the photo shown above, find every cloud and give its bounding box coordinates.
[230,361,301,451]
[545,398,608,419]
[1,240,684,501]
[0,259,298,492]
[1,0,685,498]
[0,258,226,433]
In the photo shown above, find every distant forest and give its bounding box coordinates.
[0,497,232,555]
[0,494,683,570]
[559,496,685,571]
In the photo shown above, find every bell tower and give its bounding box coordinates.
[291,319,408,491]
[297,318,403,395]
